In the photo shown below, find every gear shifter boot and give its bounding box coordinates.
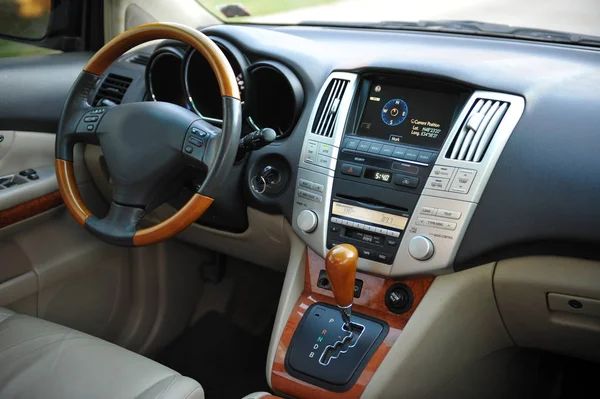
[284,303,388,392]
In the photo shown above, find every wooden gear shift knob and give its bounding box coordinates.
[325,244,359,307]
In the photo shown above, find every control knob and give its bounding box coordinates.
[297,210,318,233]
[408,236,434,261]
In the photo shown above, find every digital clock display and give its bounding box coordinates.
[332,202,408,231]
[364,169,392,183]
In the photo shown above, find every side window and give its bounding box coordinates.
[0,0,60,58]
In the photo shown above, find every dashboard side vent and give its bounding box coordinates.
[447,99,510,162]
[128,53,150,66]
[93,73,133,106]
[311,78,349,138]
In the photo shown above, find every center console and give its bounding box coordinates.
[277,71,524,398]
[292,72,524,277]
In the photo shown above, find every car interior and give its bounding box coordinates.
[1,0,600,398]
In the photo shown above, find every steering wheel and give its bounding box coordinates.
[55,22,241,247]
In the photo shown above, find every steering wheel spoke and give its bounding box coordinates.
[85,201,146,246]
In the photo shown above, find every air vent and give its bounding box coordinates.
[311,78,349,138]
[93,73,133,106]
[447,99,509,162]
[128,53,150,66]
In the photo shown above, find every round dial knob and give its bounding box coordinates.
[408,236,434,261]
[297,210,318,233]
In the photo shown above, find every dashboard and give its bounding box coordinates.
[91,23,600,278]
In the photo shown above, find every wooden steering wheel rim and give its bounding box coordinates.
[56,22,240,246]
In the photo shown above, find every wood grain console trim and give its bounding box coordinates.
[0,191,63,229]
[271,249,434,399]
[84,22,240,99]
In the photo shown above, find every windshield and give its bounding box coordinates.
[197,0,600,40]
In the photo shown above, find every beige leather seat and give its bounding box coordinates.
[0,308,203,399]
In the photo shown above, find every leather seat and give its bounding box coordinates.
[0,308,203,399]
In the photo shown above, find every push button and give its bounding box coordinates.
[359,248,377,261]
[431,166,456,179]
[86,124,95,131]
[368,143,383,154]
[305,141,318,163]
[357,140,371,152]
[187,136,203,147]
[345,138,360,150]
[394,174,419,188]
[417,151,435,163]
[340,163,363,177]
[392,146,407,158]
[381,145,395,156]
[405,148,419,161]
[84,116,99,123]
[318,143,334,156]
[28,174,39,181]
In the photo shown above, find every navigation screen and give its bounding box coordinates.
[356,84,458,149]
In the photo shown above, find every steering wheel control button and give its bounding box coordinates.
[90,108,106,114]
[394,174,419,188]
[191,127,208,137]
[431,165,456,179]
[184,145,193,154]
[84,116,99,123]
[449,169,477,194]
[426,177,450,191]
[187,136,203,147]
[340,163,362,177]
[86,124,95,131]
[408,236,435,261]
[297,210,318,233]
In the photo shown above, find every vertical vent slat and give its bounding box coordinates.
[311,78,349,138]
[447,97,511,163]
[93,73,133,106]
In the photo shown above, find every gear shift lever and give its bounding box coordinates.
[325,244,358,328]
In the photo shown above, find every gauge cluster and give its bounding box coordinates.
[145,36,304,137]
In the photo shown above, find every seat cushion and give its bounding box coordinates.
[0,308,203,399]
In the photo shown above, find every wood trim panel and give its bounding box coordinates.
[0,191,63,229]
[133,193,213,246]
[55,159,92,226]
[84,22,240,99]
[271,248,434,399]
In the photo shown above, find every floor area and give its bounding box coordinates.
[155,255,285,399]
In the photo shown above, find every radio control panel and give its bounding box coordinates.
[292,71,524,277]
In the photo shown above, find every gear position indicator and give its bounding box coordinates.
[381,98,408,126]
